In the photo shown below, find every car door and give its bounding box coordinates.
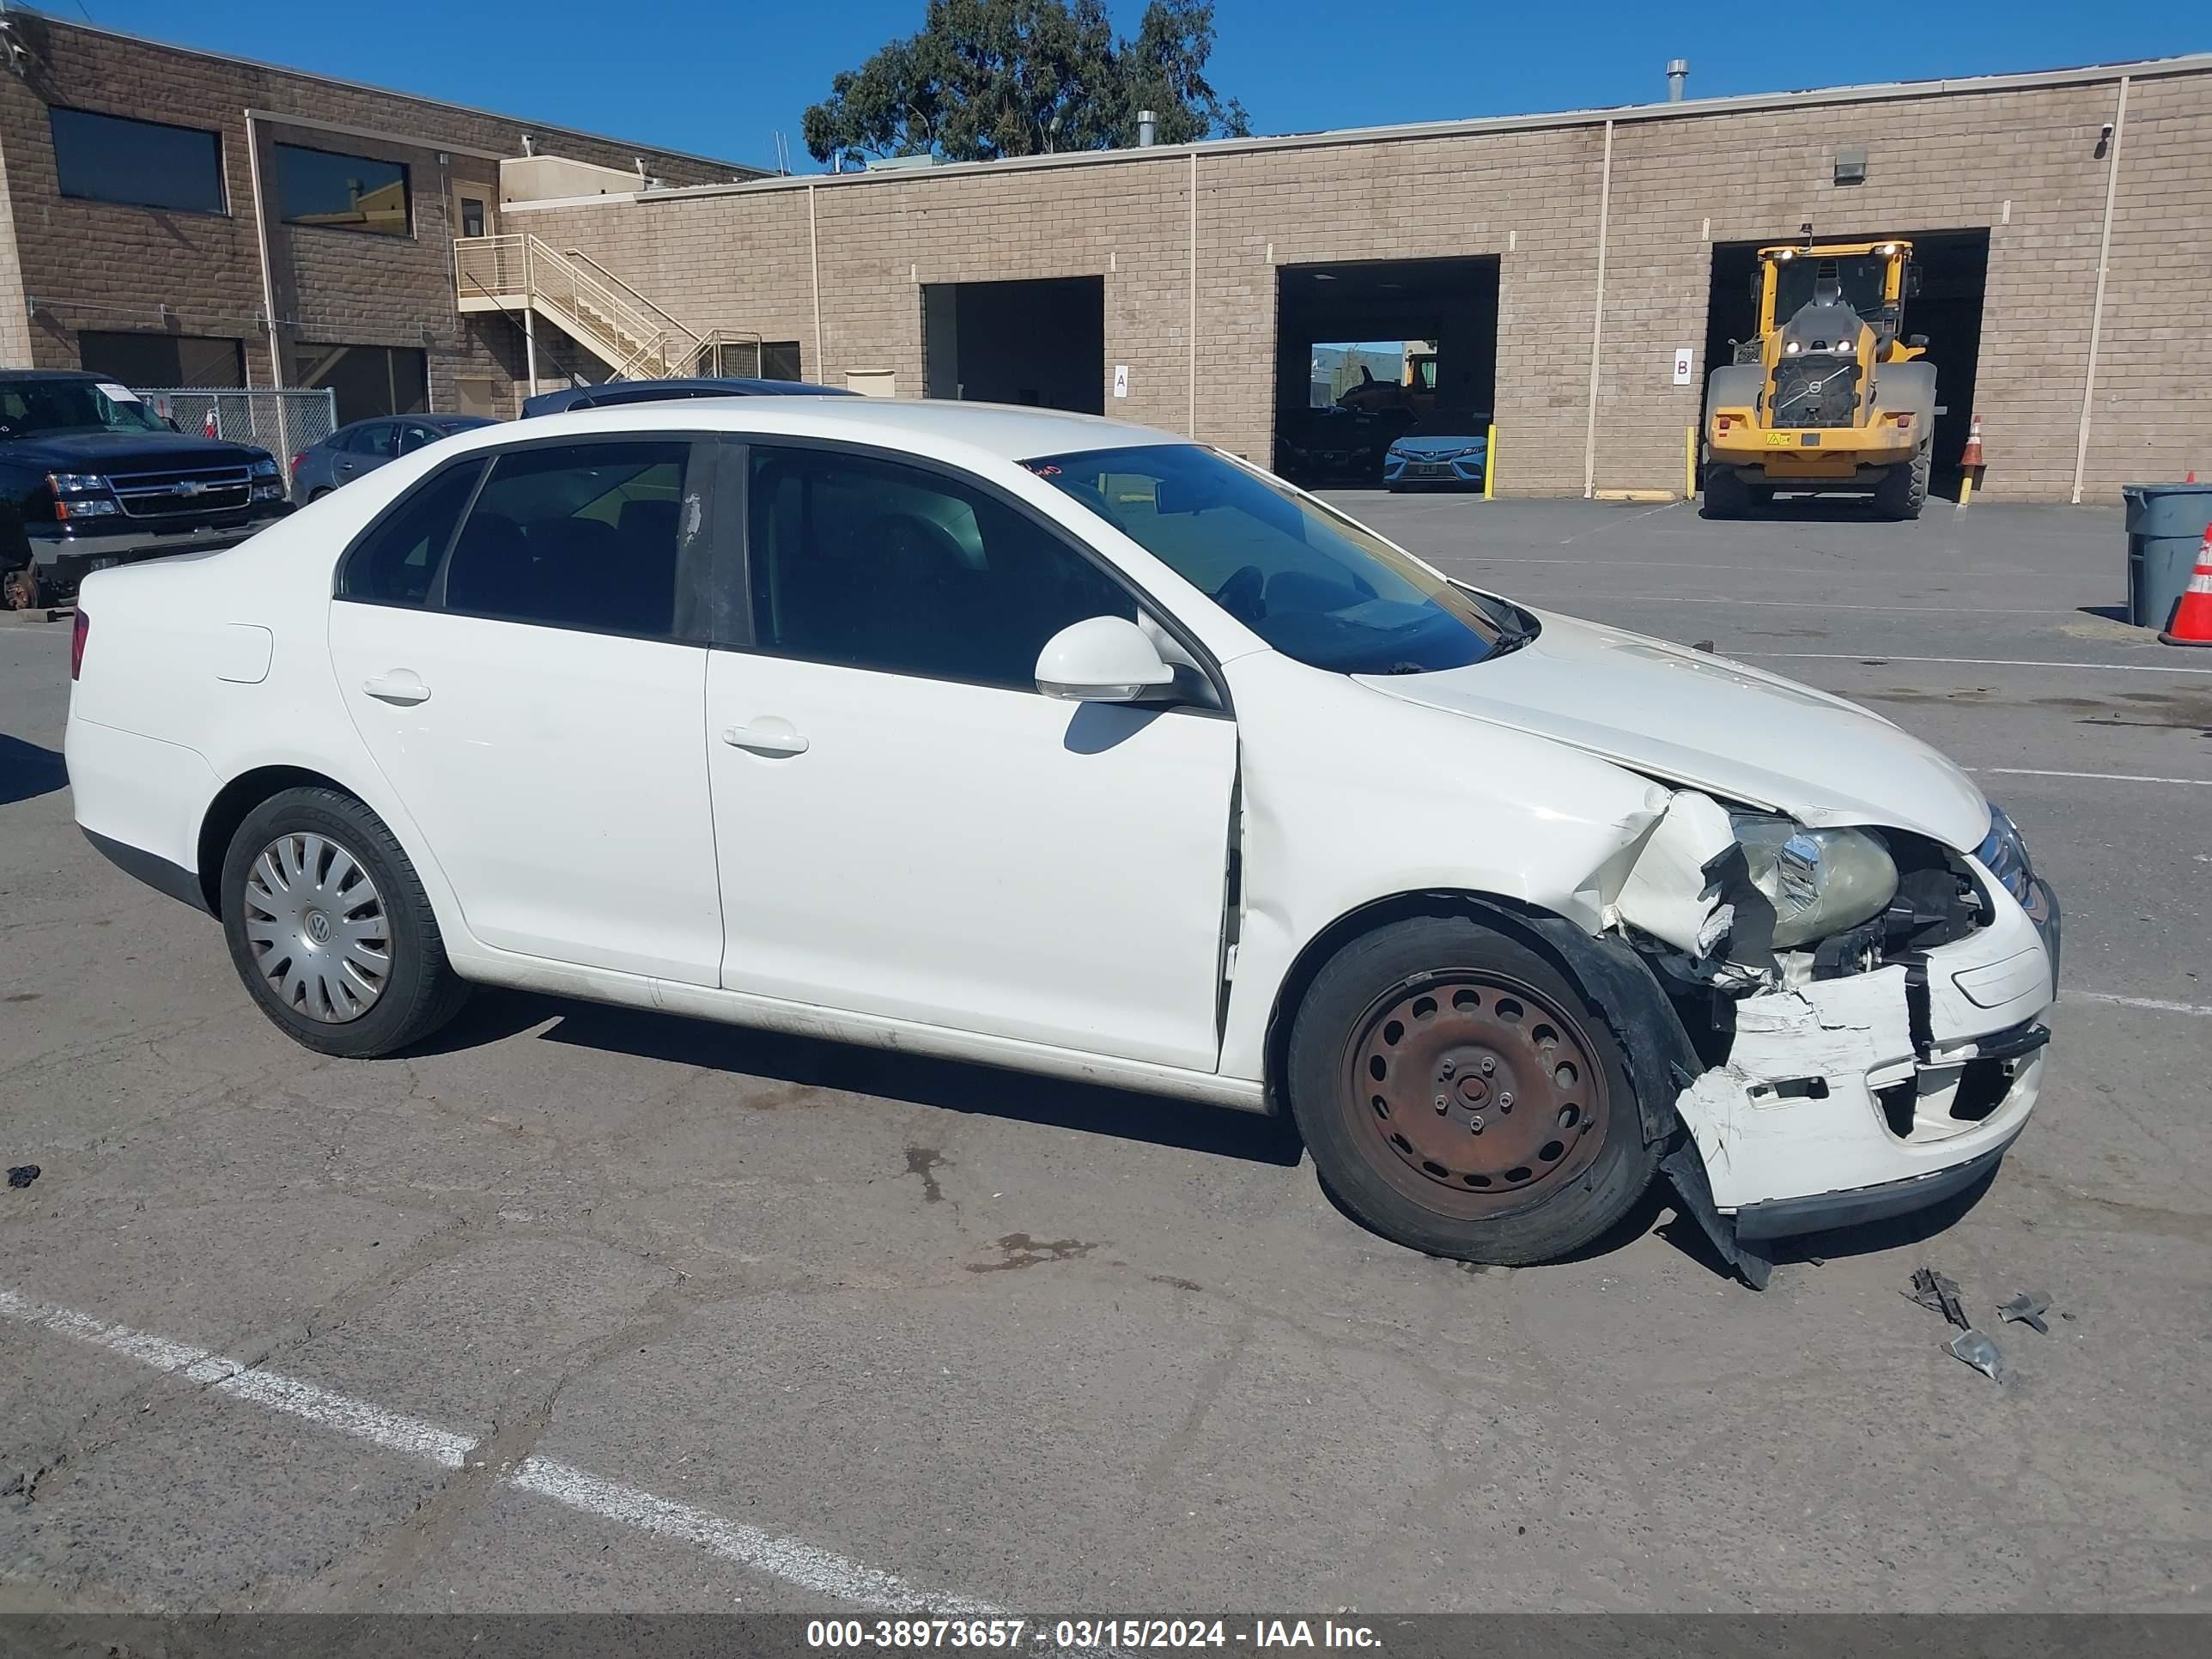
[329,434,725,984]
[704,441,1238,1071]
[331,422,394,487]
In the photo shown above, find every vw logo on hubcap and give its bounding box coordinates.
[304,909,332,945]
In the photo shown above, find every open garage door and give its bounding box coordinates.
[1705,229,1989,496]
[1274,258,1499,489]
[921,276,1104,414]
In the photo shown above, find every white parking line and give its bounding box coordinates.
[1509,594,2069,615]
[1978,766,2212,788]
[0,1285,1011,1617]
[1735,651,2212,675]
[2069,991,2212,1018]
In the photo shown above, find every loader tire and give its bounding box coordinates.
[1875,434,1932,521]
[1701,467,1751,520]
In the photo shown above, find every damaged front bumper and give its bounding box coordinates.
[1675,868,2060,1240]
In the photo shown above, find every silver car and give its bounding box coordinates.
[289,415,494,504]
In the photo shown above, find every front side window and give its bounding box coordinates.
[50,108,226,215]
[747,446,1133,690]
[276,143,410,236]
[0,378,168,441]
[1028,444,1506,675]
[337,461,483,607]
[442,441,691,638]
[344,422,398,459]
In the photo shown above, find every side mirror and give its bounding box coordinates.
[1036,616,1172,704]
[1907,333,1929,349]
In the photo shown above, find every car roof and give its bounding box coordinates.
[451,397,1182,465]
[0,369,104,384]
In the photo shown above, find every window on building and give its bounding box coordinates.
[459,197,485,238]
[77,331,245,389]
[443,441,691,637]
[760,342,804,381]
[746,446,1133,690]
[49,108,227,215]
[275,143,410,236]
[290,343,428,425]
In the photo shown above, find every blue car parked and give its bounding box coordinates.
[520,376,852,417]
[1382,409,1491,490]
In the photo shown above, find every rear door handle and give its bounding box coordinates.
[723,720,809,757]
[362,670,430,705]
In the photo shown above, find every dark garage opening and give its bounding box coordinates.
[921,276,1104,414]
[1703,228,1989,495]
[1274,257,1500,489]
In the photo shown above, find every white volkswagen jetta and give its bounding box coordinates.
[65,400,2058,1279]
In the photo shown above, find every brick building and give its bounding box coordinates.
[502,52,2210,501]
[0,13,758,421]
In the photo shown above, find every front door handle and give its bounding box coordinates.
[723,720,809,757]
[362,670,431,705]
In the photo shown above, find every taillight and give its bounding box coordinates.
[1894,412,1914,429]
[70,608,88,680]
[290,452,307,475]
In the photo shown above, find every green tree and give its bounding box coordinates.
[803,0,1250,170]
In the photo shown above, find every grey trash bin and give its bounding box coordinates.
[2122,483,2212,630]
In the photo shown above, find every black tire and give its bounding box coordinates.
[1701,467,1750,520]
[307,488,331,501]
[1285,915,1658,1266]
[219,787,470,1058]
[1874,434,1931,520]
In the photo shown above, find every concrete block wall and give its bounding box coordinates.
[517,58,2211,501]
[0,14,752,414]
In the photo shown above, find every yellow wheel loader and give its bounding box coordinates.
[1703,238,1936,520]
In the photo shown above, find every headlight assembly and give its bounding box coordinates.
[1976,803,2033,902]
[248,455,281,479]
[47,471,107,494]
[1731,815,1899,948]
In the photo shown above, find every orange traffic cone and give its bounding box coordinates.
[1960,414,1984,470]
[2160,525,2212,647]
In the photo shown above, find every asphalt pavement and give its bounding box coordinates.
[1,495,2206,1618]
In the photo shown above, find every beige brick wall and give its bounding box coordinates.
[0,15,751,415]
[520,59,2211,501]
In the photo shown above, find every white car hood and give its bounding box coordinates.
[1354,608,1990,850]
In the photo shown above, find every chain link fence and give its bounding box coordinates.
[136,387,339,458]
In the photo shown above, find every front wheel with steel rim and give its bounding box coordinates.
[221,787,469,1058]
[1287,914,1658,1266]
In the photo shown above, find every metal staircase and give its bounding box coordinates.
[455,234,762,382]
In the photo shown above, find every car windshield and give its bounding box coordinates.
[0,378,170,440]
[1408,409,1488,437]
[1026,443,1507,674]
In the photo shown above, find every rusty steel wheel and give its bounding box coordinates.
[1287,914,1656,1266]
[1345,972,1610,1219]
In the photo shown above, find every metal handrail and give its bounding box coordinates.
[565,249,703,355]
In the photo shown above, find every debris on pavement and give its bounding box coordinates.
[6,1164,38,1189]
[1948,1328,2009,1384]
[1997,1291,2053,1334]
[1906,1266,1970,1330]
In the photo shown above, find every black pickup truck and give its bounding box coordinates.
[0,369,291,611]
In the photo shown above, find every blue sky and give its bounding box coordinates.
[70,1,2207,174]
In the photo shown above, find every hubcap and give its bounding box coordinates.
[1344,972,1609,1218]
[241,834,391,1024]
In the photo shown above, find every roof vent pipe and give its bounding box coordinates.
[1137,109,1158,147]
[1666,59,1689,102]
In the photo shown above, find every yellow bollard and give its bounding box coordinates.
[1685,424,1698,501]
[1484,422,1497,501]
[1959,468,1977,507]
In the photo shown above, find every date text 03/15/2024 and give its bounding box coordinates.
[805,1620,1384,1650]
